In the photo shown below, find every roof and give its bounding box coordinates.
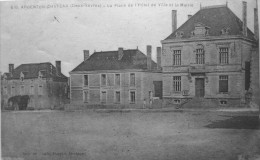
[4,62,68,81]
[71,49,157,72]
[165,5,256,41]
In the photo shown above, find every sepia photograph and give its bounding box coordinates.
[0,0,259,159]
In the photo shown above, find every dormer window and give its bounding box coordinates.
[175,31,184,38]
[38,70,46,79]
[191,23,210,37]
[221,27,230,35]
[20,72,24,81]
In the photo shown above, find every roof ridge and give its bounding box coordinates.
[201,4,227,10]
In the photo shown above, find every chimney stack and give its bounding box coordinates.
[188,15,192,19]
[172,10,177,33]
[118,47,123,60]
[147,45,152,70]
[83,50,90,61]
[242,1,247,36]
[55,61,61,76]
[9,64,14,77]
[254,8,259,40]
[157,47,162,70]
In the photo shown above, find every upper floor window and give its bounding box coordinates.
[196,45,205,64]
[30,85,34,95]
[173,76,181,92]
[115,74,120,86]
[101,74,106,86]
[20,72,24,81]
[38,85,43,95]
[130,73,135,87]
[219,47,229,64]
[4,86,8,95]
[11,86,15,95]
[173,50,181,66]
[84,75,88,86]
[20,85,25,95]
[219,75,228,93]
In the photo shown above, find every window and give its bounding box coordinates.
[84,90,89,103]
[84,75,88,86]
[38,85,43,95]
[219,48,229,64]
[173,76,181,92]
[4,87,8,95]
[173,50,181,65]
[196,48,205,64]
[115,74,120,86]
[219,75,228,93]
[130,91,135,103]
[20,72,24,81]
[101,74,106,86]
[11,86,15,95]
[30,85,34,95]
[20,85,25,95]
[38,70,46,79]
[101,91,107,103]
[130,73,135,87]
[115,91,120,103]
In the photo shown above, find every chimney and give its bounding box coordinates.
[118,47,123,60]
[55,61,61,76]
[83,50,89,61]
[147,45,152,70]
[9,64,14,77]
[157,47,162,70]
[242,1,247,36]
[188,15,192,19]
[172,10,177,33]
[254,8,259,40]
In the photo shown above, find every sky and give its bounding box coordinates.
[0,0,258,76]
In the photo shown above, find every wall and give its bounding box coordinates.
[2,77,68,109]
[161,38,255,104]
[70,70,161,108]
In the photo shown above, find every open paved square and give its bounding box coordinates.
[1,110,260,160]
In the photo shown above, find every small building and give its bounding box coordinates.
[161,3,259,107]
[1,61,69,110]
[69,46,162,108]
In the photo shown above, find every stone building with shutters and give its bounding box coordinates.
[69,46,162,108]
[161,2,259,107]
[1,61,69,110]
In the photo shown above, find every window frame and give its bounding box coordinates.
[219,47,229,64]
[172,50,181,66]
[129,90,136,104]
[115,73,121,87]
[101,90,107,104]
[173,76,182,92]
[115,91,121,104]
[219,75,228,93]
[101,74,107,86]
[84,75,89,87]
[130,73,136,87]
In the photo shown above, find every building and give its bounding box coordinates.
[161,3,259,107]
[69,46,162,109]
[1,61,69,110]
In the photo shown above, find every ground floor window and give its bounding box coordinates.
[101,91,107,103]
[115,91,120,103]
[219,75,228,93]
[130,91,135,104]
[84,90,89,103]
[173,76,181,92]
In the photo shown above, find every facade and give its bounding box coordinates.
[161,3,259,107]
[1,61,69,110]
[69,46,162,108]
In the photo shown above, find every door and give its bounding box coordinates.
[195,78,205,97]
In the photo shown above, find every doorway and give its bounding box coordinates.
[195,78,205,97]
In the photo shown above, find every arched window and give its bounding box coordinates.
[196,44,205,64]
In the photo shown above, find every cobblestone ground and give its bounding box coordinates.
[1,110,260,160]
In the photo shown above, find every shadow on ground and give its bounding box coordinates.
[205,116,260,129]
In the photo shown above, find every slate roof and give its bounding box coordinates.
[71,49,157,72]
[4,62,68,81]
[165,5,256,41]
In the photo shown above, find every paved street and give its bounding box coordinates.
[1,110,260,160]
